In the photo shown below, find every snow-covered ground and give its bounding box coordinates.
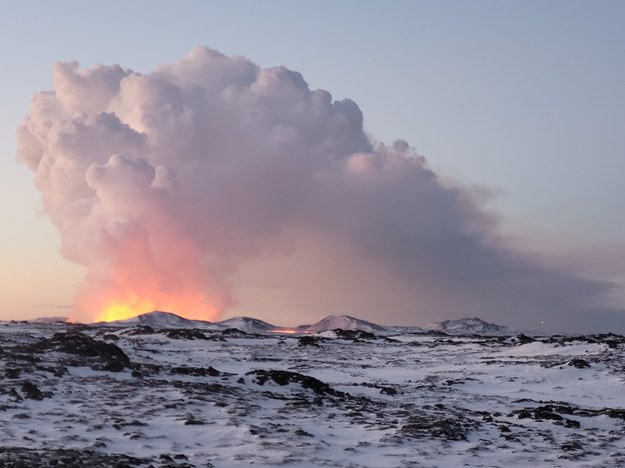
[1,320,624,467]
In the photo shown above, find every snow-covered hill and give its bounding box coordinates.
[99,311,517,336]
[102,311,214,329]
[216,316,278,333]
[304,315,387,333]
[101,311,279,333]
[427,317,513,335]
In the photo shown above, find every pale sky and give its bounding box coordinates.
[1,1,624,331]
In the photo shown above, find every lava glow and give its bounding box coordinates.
[87,290,221,323]
[268,328,312,335]
[268,328,298,334]
[95,296,157,322]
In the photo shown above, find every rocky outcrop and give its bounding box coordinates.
[25,332,130,371]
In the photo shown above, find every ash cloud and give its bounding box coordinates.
[17,46,621,331]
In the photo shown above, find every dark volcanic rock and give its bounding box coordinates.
[247,369,348,398]
[8,388,23,402]
[333,329,376,341]
[515,334,535,344]
[166,329,208,340]
[112,419,148,430]
[544,333,625,348]
[398,414,474,441]
[26,332,130,372]
[568,358,591,369]
[123,325,155,336]
[298,336,322,347]
[603,408,625,420]
[359,382,398,396]
[0,447,154,466]
[21,381,47,400]
[171,366,221,377]
[102,333,119,341]
[4,367,20,379]
[510,404,602,428]
[534,405,563,421]
[184,416,206,425]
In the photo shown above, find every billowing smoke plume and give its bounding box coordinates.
[17,47,620,330]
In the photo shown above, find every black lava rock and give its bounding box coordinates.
[170,366,221,377]
[9,388,23,402]
[27,332,130,372]
[184,417,205,425]
[515,334,535,344]
[333,329,376,341]
[247,369,348,398]
[21,381,45,400]
[166,329,207,340]
[298,336,321,347]
[399,415,472,441]
[125,325,155,336]
[568,358,591,369]
[5,368,21,379]
[0,447,154,466]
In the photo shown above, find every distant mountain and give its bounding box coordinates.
[304,315,387,333]
[426,317,513,335]
[99,311,280,333]
[216,316,278,333]
[98,311,389,334]
[101,311,214,329]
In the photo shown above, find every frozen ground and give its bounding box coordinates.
[1,321,624,467]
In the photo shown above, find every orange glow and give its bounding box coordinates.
[268,328,311,335]
[96,295,157,322]
[67,217,229,324]
[84,289,222,323]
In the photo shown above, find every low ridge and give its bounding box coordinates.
[427,317,513,335]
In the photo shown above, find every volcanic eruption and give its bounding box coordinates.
[17,46,615,330]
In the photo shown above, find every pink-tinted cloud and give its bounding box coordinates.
[17,46,622,331]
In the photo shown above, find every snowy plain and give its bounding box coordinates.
[0,317,624,467]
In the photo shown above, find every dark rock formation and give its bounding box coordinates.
[0,447,154,467]
[247,369,348,398]
[298,336,322,347]
[5,368,20,379]
[333,329,376,341]
[166,329,208,340]
[170,366,221,377]
[568,358,590,369]
[21,381,47,400]
[25,332,130,372]
[398,414,475,441]
[123,325,155,336]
